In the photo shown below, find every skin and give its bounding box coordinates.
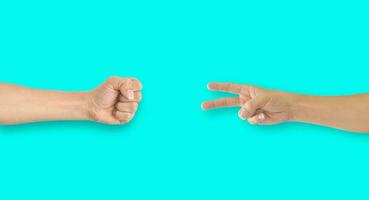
[0,76,142,125]
[202,82,369,133]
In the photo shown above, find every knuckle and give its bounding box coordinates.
[132,103,138,110]
[108,76,119,82]
[121,115,133,123]
[136,92,142,101]
[127,103,136,112]
[243,103,251,111]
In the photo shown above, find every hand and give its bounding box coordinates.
[202,82,295,125]
[87,76,143,125]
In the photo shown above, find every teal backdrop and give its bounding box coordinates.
[0,0,369,199]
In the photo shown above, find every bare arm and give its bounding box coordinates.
[0,76,142,125]
[202,82,369,133]
[290,94,369,133]
[0,83,89,124]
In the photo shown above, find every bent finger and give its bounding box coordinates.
[129,78,143,91]
[114,111,133,123]
[116,102,138,113]
[119,79,134,100]
[242,95,269,118]
[119,91,142,102]
[248,113,266,125]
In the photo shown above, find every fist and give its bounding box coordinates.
[202,82,294,125]
[87,76,143,124]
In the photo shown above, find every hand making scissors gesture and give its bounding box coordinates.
[202,82,292,125]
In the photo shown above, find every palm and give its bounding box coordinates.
[91,86,120,124]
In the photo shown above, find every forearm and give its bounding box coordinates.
[0,83,91,124]
[289,93,369,133]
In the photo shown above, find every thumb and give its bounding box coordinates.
[107,76,135,100]
[239,95,269,119]
[119,79,134,100]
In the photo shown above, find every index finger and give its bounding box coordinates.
[207,82,246,94]
[128,78,143,91]
[117,79,141,100]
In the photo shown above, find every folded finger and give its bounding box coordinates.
[118,79,134,100]
[116,102,138,113]
[114,111,133,123]
[129,78,143,91]
[248,113,266,125]
[119,91,142,102]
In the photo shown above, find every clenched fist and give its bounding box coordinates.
[202,82,294,125]
[87,76,143,125]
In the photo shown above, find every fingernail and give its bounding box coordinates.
[241,108,248,119]
[127,90,134,100]
[239,110,246,120]
[258,113,265,120]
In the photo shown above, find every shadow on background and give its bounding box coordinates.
[0,120,133,135]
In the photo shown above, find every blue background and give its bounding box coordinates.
[1,0,369,199]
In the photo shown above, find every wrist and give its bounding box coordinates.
[61,91,92,121]
[286,93,309,122]
[79,91,95,121]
